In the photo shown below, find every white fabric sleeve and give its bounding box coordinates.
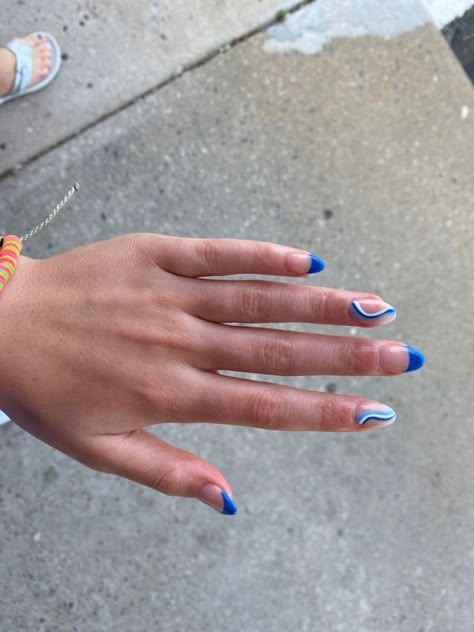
[0,410,11,424]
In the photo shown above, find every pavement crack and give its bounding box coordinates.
[0,0,316,183]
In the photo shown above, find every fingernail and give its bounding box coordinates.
[355,402,396,428]
[405,346,425,372]
[378,344,425,374]
[350,299,396,324]
[286,252,326,275]
[197,484,238,515]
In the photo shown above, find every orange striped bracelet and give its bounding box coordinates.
[0,235,22,295]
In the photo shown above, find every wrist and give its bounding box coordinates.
[0,254,37,408]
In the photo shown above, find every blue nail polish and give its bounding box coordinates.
[308,254,326,274]
[351,300,396,321]
[404,346,425,372]
[356,407,396,426]
[221,491,238,515]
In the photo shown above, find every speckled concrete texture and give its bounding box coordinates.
[0,0,303,175]
[0,16,473,632]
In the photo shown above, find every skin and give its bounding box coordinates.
[0,33,53,97]
[0,234,408,507]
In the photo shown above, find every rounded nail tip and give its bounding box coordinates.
[404,346,425,372]
[197,484,237,515]
[220,491,238,515]
[308,254,326,274]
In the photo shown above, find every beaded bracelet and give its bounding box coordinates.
[0,183,79,296]
[0,183,79,425]
[0,235,22,294]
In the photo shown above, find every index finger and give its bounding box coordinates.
[149,235,326,278]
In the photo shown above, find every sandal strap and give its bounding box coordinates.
[5,40,33,95]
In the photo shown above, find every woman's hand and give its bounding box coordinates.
[0,234,423,514]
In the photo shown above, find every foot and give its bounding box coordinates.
[0,33,53,97]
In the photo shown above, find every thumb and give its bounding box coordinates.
[90,429,238,515]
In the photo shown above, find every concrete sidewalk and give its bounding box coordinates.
[1,2,473,631]
[0,0,304,176]
[0,0,472,176]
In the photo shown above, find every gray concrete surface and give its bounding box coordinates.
[1,3,474,632]
[0,0,304,176]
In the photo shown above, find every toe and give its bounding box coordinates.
[37,42,50,55]
[18,33,42,46]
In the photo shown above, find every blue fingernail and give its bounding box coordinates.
[350,299,396,323]
[221,490,238,515]
[308,254,326,274]
[355,402,397,427]
[404,346,425,372]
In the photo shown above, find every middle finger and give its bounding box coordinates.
[198,324,423,376]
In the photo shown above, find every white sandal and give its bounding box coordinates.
[0,31,61,106]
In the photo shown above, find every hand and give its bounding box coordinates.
[0,234,423,514]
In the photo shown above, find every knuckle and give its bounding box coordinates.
[259,335,297,374]
[337,342,362,373]
[121,233,155,266]
[246,387,284,429]
[152,318,209,356]
[317,396,339,429]
[336,341,376,374]
[128,233,168,264]
[251,243,269,268]
[239,286,271,321]
[166,329,208,356]
[150,466,183,496]
[198,240,221,269]
[313,288,332,322]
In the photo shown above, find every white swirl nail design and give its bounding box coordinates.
[351,300,396,321]
[356,409,396,426]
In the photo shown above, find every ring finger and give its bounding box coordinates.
[190,371,397,431]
